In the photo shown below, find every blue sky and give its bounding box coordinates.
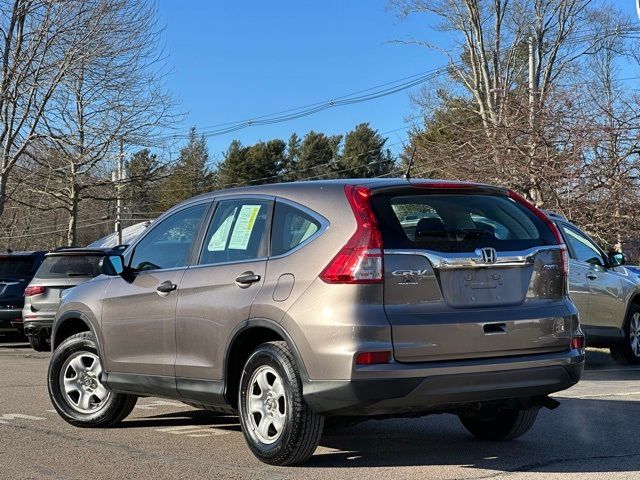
[155,0,640,164]
[155,0,449,163]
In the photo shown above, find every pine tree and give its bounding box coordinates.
[217,140,249,188]
[340,123,395,178]
[295,131,342,180]
[126,148,163,219]
[217,139,286,187]
[158,127,214,209]
[282,133,301,181]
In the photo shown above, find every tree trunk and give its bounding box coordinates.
[0,172,6,219]
[67,183,79,247]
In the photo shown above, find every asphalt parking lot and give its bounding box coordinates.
[1,336,639,480]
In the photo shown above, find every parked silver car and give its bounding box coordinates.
[23,247,126,351]
[47,179,584,465]
[548,212,640,364]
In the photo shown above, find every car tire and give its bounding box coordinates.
[28,334,50,352]
[238,341,324,466]
[610,305,640,365]
[48,331,137,428]
[459,407,538,441]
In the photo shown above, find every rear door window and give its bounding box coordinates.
[36,255,103,278]
[0,257,34,279]
[560,224,606,267]
[372,192,555,252]
[199,199,271,265]
[271,202,321,256]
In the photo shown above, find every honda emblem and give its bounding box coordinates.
[478,247,497,264]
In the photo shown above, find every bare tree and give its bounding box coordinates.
[0,0,120,219]
[391,0,637,205]
[25,0,175,246]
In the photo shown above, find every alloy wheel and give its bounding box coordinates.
[631,312,640,358]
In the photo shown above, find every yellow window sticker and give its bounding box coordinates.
[228,205,261,250]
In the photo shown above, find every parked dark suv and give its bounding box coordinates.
[23,246,127,351]
[47,179,585,466]
[0,250,46,335]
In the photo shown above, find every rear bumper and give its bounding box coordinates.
[303,348,584,416]
[0,308,23,333]
[22,313,54,338]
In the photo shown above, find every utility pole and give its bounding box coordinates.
[528,34,540,206]
[115,139,124,245]
[528,35,536,133]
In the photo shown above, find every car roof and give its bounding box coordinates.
[46,246,126,257]
[179,178,506,207]
[0,250,47,257]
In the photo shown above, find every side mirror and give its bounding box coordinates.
[99,254,125,276]
[608,251,626,267]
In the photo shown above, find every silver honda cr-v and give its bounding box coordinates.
[47,179,585,465]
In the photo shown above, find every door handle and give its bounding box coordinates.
[586,272,597,280]
[156,281,177,293]
[235,272,261,287]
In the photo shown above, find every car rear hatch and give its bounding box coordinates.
[26,253,103,313]
[0,255,37,309]
[371,182,571,363]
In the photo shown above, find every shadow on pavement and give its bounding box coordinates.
[122,409,241,432]
[0,333,30,348]
[303,397,639,472]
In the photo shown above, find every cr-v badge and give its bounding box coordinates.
[392,269,430,285]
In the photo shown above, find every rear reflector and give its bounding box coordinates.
[320,185,383,284]
[355,351,391,365]
[571,335,585,350]
[24,286,45,297]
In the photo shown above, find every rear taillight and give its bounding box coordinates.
[320,185,383,284]
[355,351,391,365]
[508,190,569,277]
[571,335,585,350]
[24,285,45,297]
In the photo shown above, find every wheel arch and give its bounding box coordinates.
[52,311,102,358]
[223,318,308,409]
[624,293,640,326]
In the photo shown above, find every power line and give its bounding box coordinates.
[146,26,640,142]
[0,220,112,241]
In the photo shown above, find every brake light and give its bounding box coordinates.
[320,185,383,284]
[411,181,476,189]
[24,285,45,297]
[571,335,585,350]
[508,190,569,277]
[355,351,391,365]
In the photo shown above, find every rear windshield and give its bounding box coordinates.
[372,192,556,252]
[0,257,34,279]
[36,255,103,279]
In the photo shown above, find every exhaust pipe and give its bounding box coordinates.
[538,395,561,410]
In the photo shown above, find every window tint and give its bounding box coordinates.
[561,225,605,267]
[0,257,34,278]
[199,199,270,265]
[131,203,207,271]
[36,255,103,278]
[372,193,556,252]
[271,202,321,256]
